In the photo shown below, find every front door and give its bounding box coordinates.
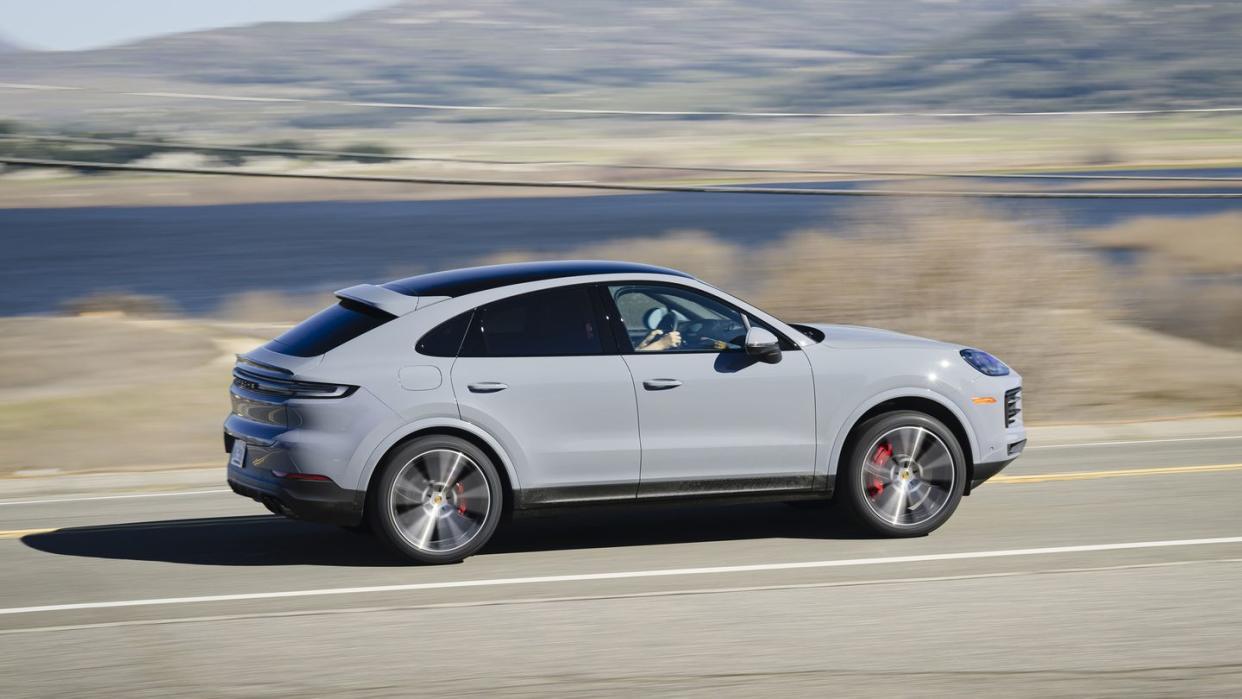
[604,282,817,496]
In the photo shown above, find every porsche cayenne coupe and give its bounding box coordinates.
[226,261,1025,563]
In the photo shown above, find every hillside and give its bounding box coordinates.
[1,0,1238,129]
[0,0,1036,128]
[786,0,1242,111]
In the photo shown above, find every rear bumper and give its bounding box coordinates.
[227,463,365,526]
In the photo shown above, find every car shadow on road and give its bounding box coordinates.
[21,502,878,567]
[486,501,877,554]
[21,515,409,567]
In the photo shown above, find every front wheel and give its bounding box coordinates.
[839,411,966,537]
[369,435,504,564]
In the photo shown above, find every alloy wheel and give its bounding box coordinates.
[388,448,492,554]
[859,426,956,527]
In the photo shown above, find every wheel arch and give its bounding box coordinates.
[830,391,979,495]
[359,419,519,513]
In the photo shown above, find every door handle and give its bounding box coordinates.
[643,378,682,391]
[467,382,509,393]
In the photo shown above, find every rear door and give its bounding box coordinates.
[450,284,640,504]
[604,282,817,496]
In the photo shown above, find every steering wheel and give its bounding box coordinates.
[656,307,679,333]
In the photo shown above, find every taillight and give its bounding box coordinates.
[232,367,356,399]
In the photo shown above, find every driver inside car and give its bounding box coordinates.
[634,306,683,351]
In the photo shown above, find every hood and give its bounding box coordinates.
[800,323,954,350]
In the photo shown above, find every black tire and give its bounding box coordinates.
[839,410,966,537]
[368,435,504,564]
[339,521,372,536]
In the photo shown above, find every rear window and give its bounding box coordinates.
[266,299,395,357]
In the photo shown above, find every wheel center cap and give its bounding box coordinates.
[432,494,443,505]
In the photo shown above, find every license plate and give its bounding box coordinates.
[229,439,247,469]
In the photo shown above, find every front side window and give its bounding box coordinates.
[607,283,750,353]
[461,285,604,357]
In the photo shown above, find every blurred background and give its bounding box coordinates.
[4,2,1242,696]
[2,0,1241,475]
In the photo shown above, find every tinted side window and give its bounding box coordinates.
[416,311,473,357]
[464,286,604,357]
[266,300,395,357]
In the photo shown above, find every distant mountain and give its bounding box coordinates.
[785,0,1242,111]
[0,0,1034,123]
[1,0,1236,127]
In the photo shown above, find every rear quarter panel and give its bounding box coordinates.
[296,301,471,492]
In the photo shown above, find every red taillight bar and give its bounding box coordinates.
[272,471,334,482]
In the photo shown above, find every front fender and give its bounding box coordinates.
[825,387,980,482]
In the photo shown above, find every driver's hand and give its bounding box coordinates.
[638,329,681,351]
[652,330,682,350]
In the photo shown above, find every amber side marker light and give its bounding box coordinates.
[972,397,998,405]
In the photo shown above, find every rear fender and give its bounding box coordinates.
[356,417,521,495]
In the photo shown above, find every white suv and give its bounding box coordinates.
[225,260,1024,563]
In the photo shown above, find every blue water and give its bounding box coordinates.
[3,177,1241,315]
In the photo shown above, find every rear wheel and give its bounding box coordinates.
[839,411,965,537]
[369,435,504,564]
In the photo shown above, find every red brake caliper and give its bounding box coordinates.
[868,443,892,497]
[455,481,467,514]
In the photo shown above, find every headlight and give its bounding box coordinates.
[960,348,1010,376]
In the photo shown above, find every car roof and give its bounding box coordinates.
[383,260,693,298]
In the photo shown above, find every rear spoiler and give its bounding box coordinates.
[334,284,448,317]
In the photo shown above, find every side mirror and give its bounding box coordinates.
[744,326,782,364]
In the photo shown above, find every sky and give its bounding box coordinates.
[0,0,393,51]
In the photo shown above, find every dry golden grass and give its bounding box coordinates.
[0,317,239,474]
[0,317,216,401]
[1084,213,1242,274]
[212,289,336,323]
[1112,255,1242,350]
[1091,213,1242,350]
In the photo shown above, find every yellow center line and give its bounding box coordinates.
[0,528,56,540]
[993,463,1242,484]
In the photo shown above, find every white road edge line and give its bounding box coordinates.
[3,536,1241,617]
[0,489,231,507]
[1028,435,1242,449]
[6,557,1239,636]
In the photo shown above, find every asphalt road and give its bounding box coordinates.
[1,435,1241,697]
